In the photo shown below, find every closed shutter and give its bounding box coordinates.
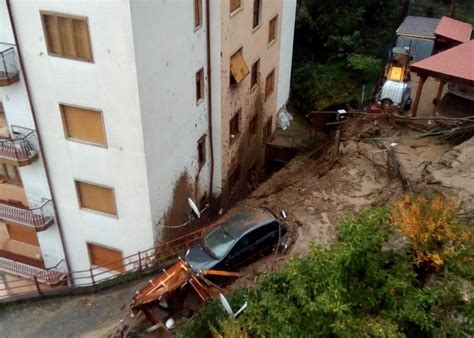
[269,16,277,43]
[74,19,92,60]
[58,17,77,57]
[7,223,40,247]
[88,243,124,272]
[230,0,240,12]
[42,14,63,55]
[76,181,117,216]
[61,104,106,146]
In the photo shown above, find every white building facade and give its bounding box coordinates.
[0,0,296,278]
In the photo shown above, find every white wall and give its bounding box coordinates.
[0,0,66,269]
[130,0,212,235]
[277,0,297,110]
[9,0,154,272]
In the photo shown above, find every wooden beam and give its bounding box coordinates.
[411,76,427,117]
[432,80,446,113]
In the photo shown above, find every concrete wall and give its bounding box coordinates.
[218,0,285,207]
[129,0,212,240]
[276,0,296,110]
[8,0,154,272]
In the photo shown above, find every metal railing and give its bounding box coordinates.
[0,219,222,301]
[0,198,54,229]
[0,43,19,84]
[0,126,38,164]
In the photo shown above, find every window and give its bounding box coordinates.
[196,68,204,103]
[230,0,241,13]
[265,69,275,100]
[230,49,249,85]
[198,135,206,167]
[268,15,278,45]
[252,0,261,28]
[263,116,273,140]
[87,243,124,272]
[251,59,260,88]
[75,180,117,216]
[229,109,241,142]
[0,164,22,186]
[7,223,39,246]
[41,12,93,61]
[194,0,202,29]
[60,104,106,146]
[228,163,240,191]
[249,112,258,136]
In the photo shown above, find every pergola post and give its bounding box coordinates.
[411,76,427,117]
[432,79,446,113]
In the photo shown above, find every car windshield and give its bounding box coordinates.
[203,226,235,259]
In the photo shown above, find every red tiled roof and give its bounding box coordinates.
[435,16,472,43]
[411,40,474,84]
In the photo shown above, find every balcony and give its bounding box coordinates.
[0,126,39,166]
[0,199,54,232]
[0,43,20,87]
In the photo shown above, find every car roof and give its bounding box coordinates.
[220,208,277,238]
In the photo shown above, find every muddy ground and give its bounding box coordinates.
[0,115,472,337]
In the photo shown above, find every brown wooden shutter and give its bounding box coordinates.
[61,104,106,145]
[42,14,63,55]
[76,181,117,216]
[230,50,249,84]
[88,243,124,272]
[7,223,40,247]
[269,16,277,43]
[74,19,93,60]
[58,17,77,57]
[230,0,241,12]
[194,0,202,27]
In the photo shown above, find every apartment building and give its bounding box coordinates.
[0,0,296,280]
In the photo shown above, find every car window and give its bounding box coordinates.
[203,226,235,259]
[247,223,278,243]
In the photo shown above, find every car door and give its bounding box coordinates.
[252,222,280,257]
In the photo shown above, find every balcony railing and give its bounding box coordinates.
[0,43,20,87]
[0,126,39,166]
[0,199,54,231]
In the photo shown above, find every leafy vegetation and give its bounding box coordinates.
[291,0,407,111]
[178,197,474,337]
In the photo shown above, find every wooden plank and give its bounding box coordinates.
[230,50,249,84]
[76,181,117,216]
[58,17,77,58]
[61,104,106,146]
[42,14,63,55]
[73,18,93,61]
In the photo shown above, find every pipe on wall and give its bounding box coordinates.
[205,0,215,205]
[6,0,73,278]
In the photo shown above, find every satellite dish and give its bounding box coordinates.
[219,293,234,317]
[187,198,201,218]
[219,293,248,318]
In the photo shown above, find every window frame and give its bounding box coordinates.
[40,11,94,62]
[265,69,275,101]
[252,0,261,30]
[249,112,258,139]
[60,103,108,148]
[250,58,260,89]
[74,179,118,218]
[195,68,205,104]
[268,15,278,46]
[228,162,241,193]
[229,109,241,144]
[197,134,207,168]
[87,242,124,273]
[194,0,203,30]
[263,116,273,141]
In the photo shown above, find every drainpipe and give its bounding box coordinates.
[205,0,215,205]
[6,0,72,277]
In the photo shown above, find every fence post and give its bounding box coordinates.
[33,275,42,296]
[138,251,142,271]
[90,268,95,286]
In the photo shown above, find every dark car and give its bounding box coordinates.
[185,208,285,272]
